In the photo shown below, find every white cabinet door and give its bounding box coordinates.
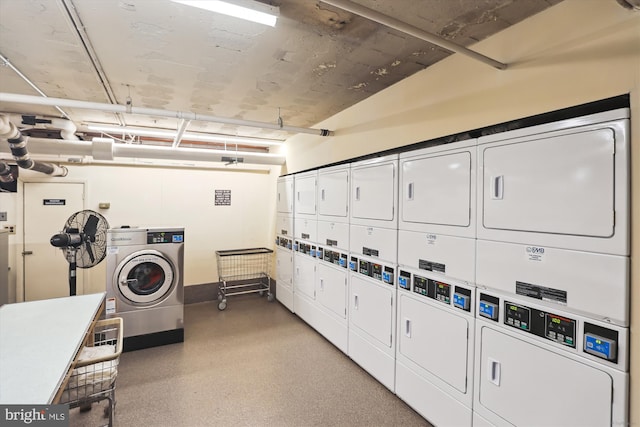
[318,167,349,219]
[349,274,393,347]
[481,129,614,237]
[398,294,470,393]
[317,263,347,319]
[350,157,397,225]
[277,177,294,214]
[317,221,349,251]
[401,151,472,228]
[294,218,317,242]
[276,247,293,285]
[276,214,294,237]
[294,172,317,217]
[477,327,613,427]
[294,253,316,300]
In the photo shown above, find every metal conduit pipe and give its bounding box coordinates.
[5,137,286,166]
[0,115,68,177]
[0,161,14,183]
[320,0,508,70]
[0,92,334,137]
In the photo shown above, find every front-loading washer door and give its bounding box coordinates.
[116,250,175,305]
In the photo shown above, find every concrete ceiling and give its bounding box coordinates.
[0,0,563,152]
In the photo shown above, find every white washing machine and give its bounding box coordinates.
[395,267,475,427]
[315,245,349,354]
[106,227,185,351]
[473,289,628,426]
[348,252,397,391]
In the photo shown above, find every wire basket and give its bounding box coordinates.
[59,317,123,427]
[215,248,273,310]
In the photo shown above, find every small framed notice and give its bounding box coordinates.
[215,190,231,206]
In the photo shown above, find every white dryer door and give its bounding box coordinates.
[116,250,175,304]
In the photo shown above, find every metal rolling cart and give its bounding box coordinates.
[215,247,274,310]
[59,317,123,427]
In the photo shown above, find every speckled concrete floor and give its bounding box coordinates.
[71,296,431,426]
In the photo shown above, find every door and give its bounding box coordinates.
[478,327,613,427]
[294,173,317,217]
[318,168,349,218]
[398,294,470,392]
[317,263,347,319]
[401,151,472,227]
[276,247,293,285]
[351,161,396,222]
[294,253,316,300]
[481,129,615,237]
[24,182,84,301]
[277,177,294,214]
[350,274,393,347]
[116,250,175,304]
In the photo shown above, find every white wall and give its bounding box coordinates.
[282,0,640,422]
[0,162,279,299]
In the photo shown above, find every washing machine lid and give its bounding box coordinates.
[116,250,175,304]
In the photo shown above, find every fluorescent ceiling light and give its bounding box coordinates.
[87,124,284,146]
[171,0,278,27]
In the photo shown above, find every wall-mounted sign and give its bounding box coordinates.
[43,199,66,206]
[214,190,231,206]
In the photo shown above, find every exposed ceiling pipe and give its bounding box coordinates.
[0,92,334,137]
[0,136,285,166]
[59,0,125,126]
[616,0,640,10]
[320,0,508,70]
[0,161,15,183]
[0,115,68,176]
[18,115,79,140]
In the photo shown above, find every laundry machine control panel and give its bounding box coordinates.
[147,230,184,244]
[504,301,577,348]
[276,236,293,250]
[478,292,625,366]
[321,248,347,268]
[406,272,473,313]
[357,259,394,284]
[296,241,317,258]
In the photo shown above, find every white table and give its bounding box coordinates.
[0,292,105,404]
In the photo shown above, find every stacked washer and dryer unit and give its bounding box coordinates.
[276,106,630,426]
[106,227,185,351]
[472,108,630,427]
[348,155,399,391]
[395,139,478,425]
[275,176,295,312]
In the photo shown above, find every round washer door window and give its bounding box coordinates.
[117,251,175,304]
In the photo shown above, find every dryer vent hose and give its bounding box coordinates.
[0,114,68,177]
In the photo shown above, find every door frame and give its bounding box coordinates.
[18,177,87,301]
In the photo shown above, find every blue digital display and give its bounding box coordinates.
[382,272,391,283]
[349,261,357,271]
[453,294,468,310]
[479,301,498,320]
[172,234,184,243]
[584,334,616,360]
[339,258,346,267]
[398,276,408,289]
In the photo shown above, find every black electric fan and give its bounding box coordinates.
[50,210,110,296]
